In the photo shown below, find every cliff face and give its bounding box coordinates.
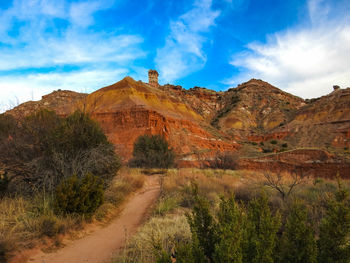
[79,77,238,164]
[5,76,350,176]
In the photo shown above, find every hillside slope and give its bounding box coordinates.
[5,75,350,174]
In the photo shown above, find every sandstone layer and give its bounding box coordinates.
[5,76,350,177]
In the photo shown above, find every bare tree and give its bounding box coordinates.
[209,151,239,170]
[263,167,308,200]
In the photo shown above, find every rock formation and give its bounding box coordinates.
[5,71,350,177]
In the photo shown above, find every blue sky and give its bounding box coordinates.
[0,0,350,111]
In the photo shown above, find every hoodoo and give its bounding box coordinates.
[148,69,159,88]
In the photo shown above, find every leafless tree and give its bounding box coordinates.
[209,151,239,170]
[263,167,308,200]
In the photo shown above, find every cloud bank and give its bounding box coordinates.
[0,0,145,112]
[228,0,350,98]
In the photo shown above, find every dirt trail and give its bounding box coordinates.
[27,175,160,263]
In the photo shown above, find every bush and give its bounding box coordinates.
[187,185,218,262]
[129,135,175,168]
[54,173,104,216]
[209,151,239,170]
[213,195,243,263]
[0,109,120,193]
[282,143,288,148]
[270,140,278,145]
[280,201,317,263]
[243,193,281,263]
[317,184,350,263]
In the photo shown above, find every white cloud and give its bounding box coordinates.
[0,0,145,112]
[227,0,350,98]
[0,68,128,112]
[155,0,220,83]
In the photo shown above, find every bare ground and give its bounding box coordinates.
[26,175,160,263]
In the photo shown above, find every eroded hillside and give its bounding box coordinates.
[5,73,350,176]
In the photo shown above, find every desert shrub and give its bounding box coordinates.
[43,110,120,186]
[209,151,239,170]
[187,185,218,262]
[0,109,120,193]
[270,140,278,145]
[213,195,243,263]
[279,201,317,263]
[54,173,104,216]
[40,215,66,237]
[317,183,350,263]
[242,193,281,263]
[48,110,108,157]
[282,143,288,148]
[129,135,174,168]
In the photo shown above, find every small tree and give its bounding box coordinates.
[130,135,175,168]
[210,151,239,170]
[243,193,281,263]
[280,201,317,263]
[186,185,217,262]
[213,195,243,263]
[263,168,307,200]
[54,173,104,216]
[317,182,350,263]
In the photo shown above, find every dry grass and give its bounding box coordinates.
[113,214,191,263]
[113,168,350,262]
[0,167,145,260]
[96,168,145,221]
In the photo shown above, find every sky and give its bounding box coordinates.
[0,0,349,111]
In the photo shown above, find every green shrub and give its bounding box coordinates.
[54,173,104,216]
[44,110,120,185]
[187,186,217,262]
[270,140,278,145]
[130,135,175,168]
[243,193,281,263]
[213,195,243,263]
[280,201,317,263]
[317,184,350,263]
[282,143,288,148]
[0,109,120,193]
[40,215,66,237]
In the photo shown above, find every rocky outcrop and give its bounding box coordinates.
[4,75,349,176]
[6,90,87,118]
[239,149,350,178]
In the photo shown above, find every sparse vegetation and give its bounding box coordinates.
[115,169,350,263]
[0,167,145,259]
[129,135,175,169]
[211,94,240,128]
[209,151,239,170]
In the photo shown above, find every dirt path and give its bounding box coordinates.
[27,175,160,263]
